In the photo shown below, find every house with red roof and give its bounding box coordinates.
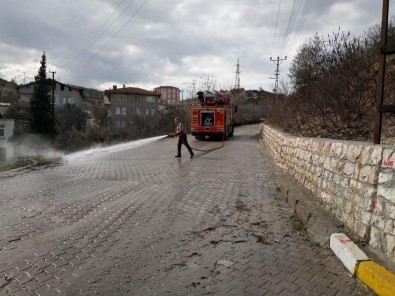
[104,85,160,129]
[153,86,180,107]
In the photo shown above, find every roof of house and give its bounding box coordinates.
[68,84,85,91]
[155,86,180,89]
[18,80,84,94]
[105,87,160,97]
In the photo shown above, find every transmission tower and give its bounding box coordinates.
[234,58,240,89]
[270,56,287,100]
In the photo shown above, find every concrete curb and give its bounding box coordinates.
[330,233,395,296]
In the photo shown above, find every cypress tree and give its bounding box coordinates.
[30,52,52,135]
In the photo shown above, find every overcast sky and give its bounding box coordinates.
[0,0,388,95]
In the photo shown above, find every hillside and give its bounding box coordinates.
[231,88,275,125]
[83,88,103,100]
[0,78,18,104]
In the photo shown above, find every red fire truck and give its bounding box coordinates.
[190,90,237,140]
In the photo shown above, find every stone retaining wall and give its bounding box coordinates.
[260,124,395,262]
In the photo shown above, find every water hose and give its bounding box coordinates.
[167,134,225,152]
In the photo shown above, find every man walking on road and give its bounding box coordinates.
[170,117,194,158]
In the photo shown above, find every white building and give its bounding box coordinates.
[0,119,14,162]
[17,80,84,109]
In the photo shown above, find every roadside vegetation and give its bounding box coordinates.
[0,157,40,173]
[268,19,395,143]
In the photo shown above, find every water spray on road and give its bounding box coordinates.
[63,135,167,162]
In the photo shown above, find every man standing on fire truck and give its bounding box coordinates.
[169,117,194,158]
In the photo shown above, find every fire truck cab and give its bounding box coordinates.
[190,90,237,140]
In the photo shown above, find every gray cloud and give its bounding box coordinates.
[0,0,386,92]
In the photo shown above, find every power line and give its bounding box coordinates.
[83,0,127,52]
[280,0,299,53]
[61,0,126,68]
[286,0,312,57]
[71,0,149,73]
[270,0,282,57]
[63,0,138,69]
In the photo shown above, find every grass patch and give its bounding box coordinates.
[0,157,41,172]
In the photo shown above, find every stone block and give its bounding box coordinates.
[355,164,378,185]
[336,161,346,174]
[364,186,377,200]
[343,162,355,177]
[349,179,362,192]
[331,142,345,159]
[371,195,384,214]
[388,204,395,220]
[359,146,374,164]
[385,234,395,256]
[369,226,382,249]
[346,145,363,162]
[361,211,372,226]
[378,172,394,185]
[295,200,311,225]
[369,147,383,166]
[287,192,298,211]
[384,220,394,235]
[303,151,312,162]
[382,149,395,169]
[377,186,395,203]
[312,140,320,152]
[371,214,386,229]
[357,224,368,238]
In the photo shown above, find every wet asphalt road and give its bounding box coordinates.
[0,124,373,295]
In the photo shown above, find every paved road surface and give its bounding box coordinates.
[0,124,373,295]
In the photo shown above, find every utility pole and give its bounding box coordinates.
[234,58,240,89]
[374,0,395,144]
[191,80,196,99]
[49,70,56,142]
[180,89,184,123]
[270,56,287,100]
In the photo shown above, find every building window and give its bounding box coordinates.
[115,120,126,128]
[61,84,64,91]
[136,108,141,115]
[145,97,155,103]
[151,109,155,115]
[145,109,149,116]
[69,87,72,91]
[63,97,73,104]
[115,107,127,115]
[0,126,4,138]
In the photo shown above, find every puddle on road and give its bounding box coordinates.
[63,135,167,162]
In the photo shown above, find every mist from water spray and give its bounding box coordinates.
[6,134,64,161]
[63,135,167,162]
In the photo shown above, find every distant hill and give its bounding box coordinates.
[83,88,103,100]
[0,78,18,104]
